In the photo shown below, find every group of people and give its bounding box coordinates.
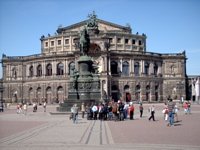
[16,103,28,114]
[71,99,192,127]
[70,101,144,123]
[16,101,47,114]
[162,99,192,127]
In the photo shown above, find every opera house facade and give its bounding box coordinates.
[1,14,187,104]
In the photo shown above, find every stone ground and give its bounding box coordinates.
[0,103,200,150]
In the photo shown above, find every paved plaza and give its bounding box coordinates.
[0,103,200,150]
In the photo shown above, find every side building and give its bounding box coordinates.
[1,16,187,104]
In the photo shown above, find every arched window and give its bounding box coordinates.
[69,62,75,75]
[46,86,52,104]
[37,65,42,77]
[122,61,129,76]
[144,62,149,75]
[124,85,131,102]
[57,63,64,75]
[111,61,118,75]
[134,62,140,76]
[57,86,64,103]
[154,63,158,76]
[46,63,52,76]
[29,66,34,77]
[36,87,42,104]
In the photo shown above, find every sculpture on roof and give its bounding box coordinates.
[87,11,98,29]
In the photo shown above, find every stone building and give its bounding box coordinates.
[1,14,187,104]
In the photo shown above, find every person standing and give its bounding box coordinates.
[174,104,179,122]
[92,104,98,120]
[183,101,188,114]
[139,103,144,118]
[23,103,27,115]
[167,98,175,126]
[118,102,124,121]
[43,101,47,112]
[129,104,134,120]
[71,104,78,124]
[148,105,155,121]
[81,103,85,118]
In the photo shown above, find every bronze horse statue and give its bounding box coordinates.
[79,27,90,55]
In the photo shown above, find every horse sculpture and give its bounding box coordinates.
[79,27,90,55]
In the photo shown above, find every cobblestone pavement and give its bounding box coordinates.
[0,103,200,150]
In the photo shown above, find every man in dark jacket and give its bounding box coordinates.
[167,98,175,126]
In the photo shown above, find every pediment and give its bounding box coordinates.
[57,19,131,34]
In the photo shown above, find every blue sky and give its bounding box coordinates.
[0,0,200,77]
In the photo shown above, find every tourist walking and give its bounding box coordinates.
[148,105,155,121]
[112,103,118,121]
[123,102,129,119]
[167,98,175,126]
[162,105,169,121]
[139,103,143,118]
[92,104,98,120]
[129,103,134,120]
[0,102,4,112]
[33,103,37,112]
[183,101,188,114]
[187,101,191,114]
[118,102,124,121]
[71,104,79,124]
[17,104,21,114]
[174,104,179,122]
[43,101,47,112]
[81,103,85,118]
[23,103,28,115]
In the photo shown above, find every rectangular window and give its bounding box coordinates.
[109,38,113,43]
[139,40,142,45]
[65,39,69,44]
[125,39,129,44]
[45,42,48,47]
[117,38,121,43]
[51,41,54,46]
[132,39,135,44]
[57,40,61,45]
[73,38,78,43]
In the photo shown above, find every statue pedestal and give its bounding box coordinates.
[57,55,101,112]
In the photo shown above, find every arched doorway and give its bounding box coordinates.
[29,87,34,104]
[124,85,131,102]
[36,87,42,104]
[57,86,64,103]
[135,85,141,101]
[46,87,52,104]
[12,90,18,103]
[111,85,120,102]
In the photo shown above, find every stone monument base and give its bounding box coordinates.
[56,99,97,112]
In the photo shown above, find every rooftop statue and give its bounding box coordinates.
[87,11,98,29]
[79,27,90,55]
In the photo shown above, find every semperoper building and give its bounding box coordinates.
[1,13,187,104]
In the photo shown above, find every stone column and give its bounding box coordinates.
[65,60,68,76]
[141,60,144,74]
